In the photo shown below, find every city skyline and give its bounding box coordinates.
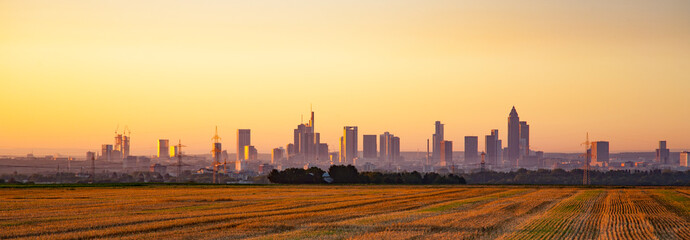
[1,1,690,155]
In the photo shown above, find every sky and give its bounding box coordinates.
[1,0,689,156]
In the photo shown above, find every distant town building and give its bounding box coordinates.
[464,136,478,165]
[170,145,179,158]
[590,141,609,167]
[440,140,453,167]
[329,152,339,164]
[655,141,670,165]
[680,151,689,167]
[150,163,167,174]
[363,135,377,159]
[237,129,251,161]
[157,139,170,159]
[86,151,96,161]
[258,163,274,175]
[235,160,247,172]
[432,121,444,161]
[340,126,358,164]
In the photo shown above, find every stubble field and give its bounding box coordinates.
[1,185,688,239]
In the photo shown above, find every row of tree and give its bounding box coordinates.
[268,165,466,184]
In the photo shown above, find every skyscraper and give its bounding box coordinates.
[244,145,257,160]
[271,147,284,165]
[379,132,400,162]
[157,139,169,159]
[341,126,358,164]
[440,140,453,167]
[507,106,520,166]
[519,121,529,157]
[681,151,689,167]
[656,141,670,165]
[464,136,478,164]
[293,109,320,162]
[485,130,500,166]
[237,129,251,161]
[432,121,444,161]
[363,135,377,159]
[590,141,609,167]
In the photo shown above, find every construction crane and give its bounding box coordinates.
[581,133,591,185]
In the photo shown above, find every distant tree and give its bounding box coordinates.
[328,165,359,184]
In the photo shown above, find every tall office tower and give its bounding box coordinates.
[656,141,670,164]
[485,130,501,166]
[170,145,179,158]
[432,121,444,161]
[380,132,391,161]
[236,129,251,161]
[680,152,689,167]
[271,148,283,165]
[244,145,258,160]
[363,135,377,159]
[157,139,169,158]
[391,136,400,162]
[519,121,529,157]
[122,135,130,158]
[286,143,295,159]
[379,132,400,162]
[86,151,96,162]
[114,134,123,159]
[464,136,478,164]
[507,106,520,166]
[341,126,358,164]
[293,109,319,162]
[590,141,609,167]
[440,140,453,167]
[318,143,329,161]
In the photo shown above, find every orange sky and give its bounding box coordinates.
[1,1,689,156]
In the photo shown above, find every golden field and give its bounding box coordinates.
[1,185,688,239]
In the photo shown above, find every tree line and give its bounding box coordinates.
[268,165,466,184]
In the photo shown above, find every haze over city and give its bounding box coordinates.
[1,0,689,156]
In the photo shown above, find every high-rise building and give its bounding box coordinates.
[170,145,179,158]
[464,136,478,164]
[590,141,609,167]
[681,151,689,167]
[318,143,329,161]
[244,145,258,160]
[485,134,497,166]
[432,121,444,161]
[271,148,284,165]
[656,141,670,165]
[341,126,358,164]
[157,139,170,158]
[122,135,130,159]
[212,142,222,163]
[379,132,400,162]
[519,121,529,157]
[507,106,520,166]
[237,129,251,161]
[363,135,377,159]
[440,140,453,167]
[293,109,320,162]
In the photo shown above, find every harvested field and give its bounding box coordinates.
[1,186,688,239]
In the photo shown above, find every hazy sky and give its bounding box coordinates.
[1,0,689,156]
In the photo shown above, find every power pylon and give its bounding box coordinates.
[211,126,222,184]
[175,139,187,183]
[581,133,591,185]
